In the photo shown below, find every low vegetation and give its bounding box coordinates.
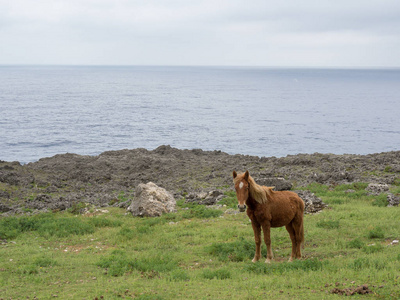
[0,183,399,299]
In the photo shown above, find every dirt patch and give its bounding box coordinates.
[330,284,373,296]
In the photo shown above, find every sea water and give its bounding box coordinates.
[0,66,399,163]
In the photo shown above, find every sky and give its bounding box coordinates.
[1,0,400,67]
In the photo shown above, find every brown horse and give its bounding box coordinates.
[233,170,304,263]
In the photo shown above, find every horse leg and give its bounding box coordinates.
[261,223,273,263]
[285,223,297,262]
[251,221,262,262]
[292,215,304,259]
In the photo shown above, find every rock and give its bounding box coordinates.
[0,190,10,199]
[25,194,72,211]
[295,190,327,214]
[127,182,176,217]
[255,177,292,191]
[185,190,225,205]
[1,147,400,216]
[387,193,399,207]
[0,204,12,213]
[366,183,389,195]
[0,170,34,186]
[224,208,240,215]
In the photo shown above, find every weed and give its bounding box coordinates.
[168,269,190,282]
[367,226,384,239]
[351,258,370,270]
[182,205,223,219]
[362,243,383,254]
[133,256,178,273]
[87,217,122,228]
[68,202,87,214]
[34,256,57,267]
[97,250,179,276]
[135,295,165,300]
[0,213,96,238]
[372,195,388,207]
[20,265,39,275]
[97,250,134,276]
[202,268,231,280]
[37,217,95,238]
[208,237,263,262]
[117,226,136,241]
[347,238,364,249]
[326,198,344,205]
[384,166,393,172]
[244,258,323,274]
[218,191,237,209]
[316,220,339,229]
[136,224,154,234]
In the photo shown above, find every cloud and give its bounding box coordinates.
[0,0,399,66]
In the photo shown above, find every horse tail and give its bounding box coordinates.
[299,199,305,249]
[300,218,305,249]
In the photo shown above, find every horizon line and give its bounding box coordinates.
[0,64,399,70]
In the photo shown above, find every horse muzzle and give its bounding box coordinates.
[237,204,247,212]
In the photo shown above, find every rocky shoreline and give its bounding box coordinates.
[1,145,399,216]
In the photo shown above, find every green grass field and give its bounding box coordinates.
[1,183,399,299]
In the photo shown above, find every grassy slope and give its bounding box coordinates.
[1,184,400,299]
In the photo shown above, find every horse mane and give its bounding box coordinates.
[248,175,274,204]
[234,172,274,204]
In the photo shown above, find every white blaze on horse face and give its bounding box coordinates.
[239,182,244,189]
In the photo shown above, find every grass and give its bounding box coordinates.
[0,184,399,299]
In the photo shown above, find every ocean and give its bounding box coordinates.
[1,66,399,163]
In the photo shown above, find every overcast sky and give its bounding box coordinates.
[1,0,399,67]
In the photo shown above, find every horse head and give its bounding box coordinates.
[233,170,250,212]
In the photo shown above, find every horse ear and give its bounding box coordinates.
[244,170,249,181]
[233,171,237,178]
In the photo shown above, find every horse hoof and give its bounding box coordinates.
[252,257,260,263]
[265,258,272,264]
